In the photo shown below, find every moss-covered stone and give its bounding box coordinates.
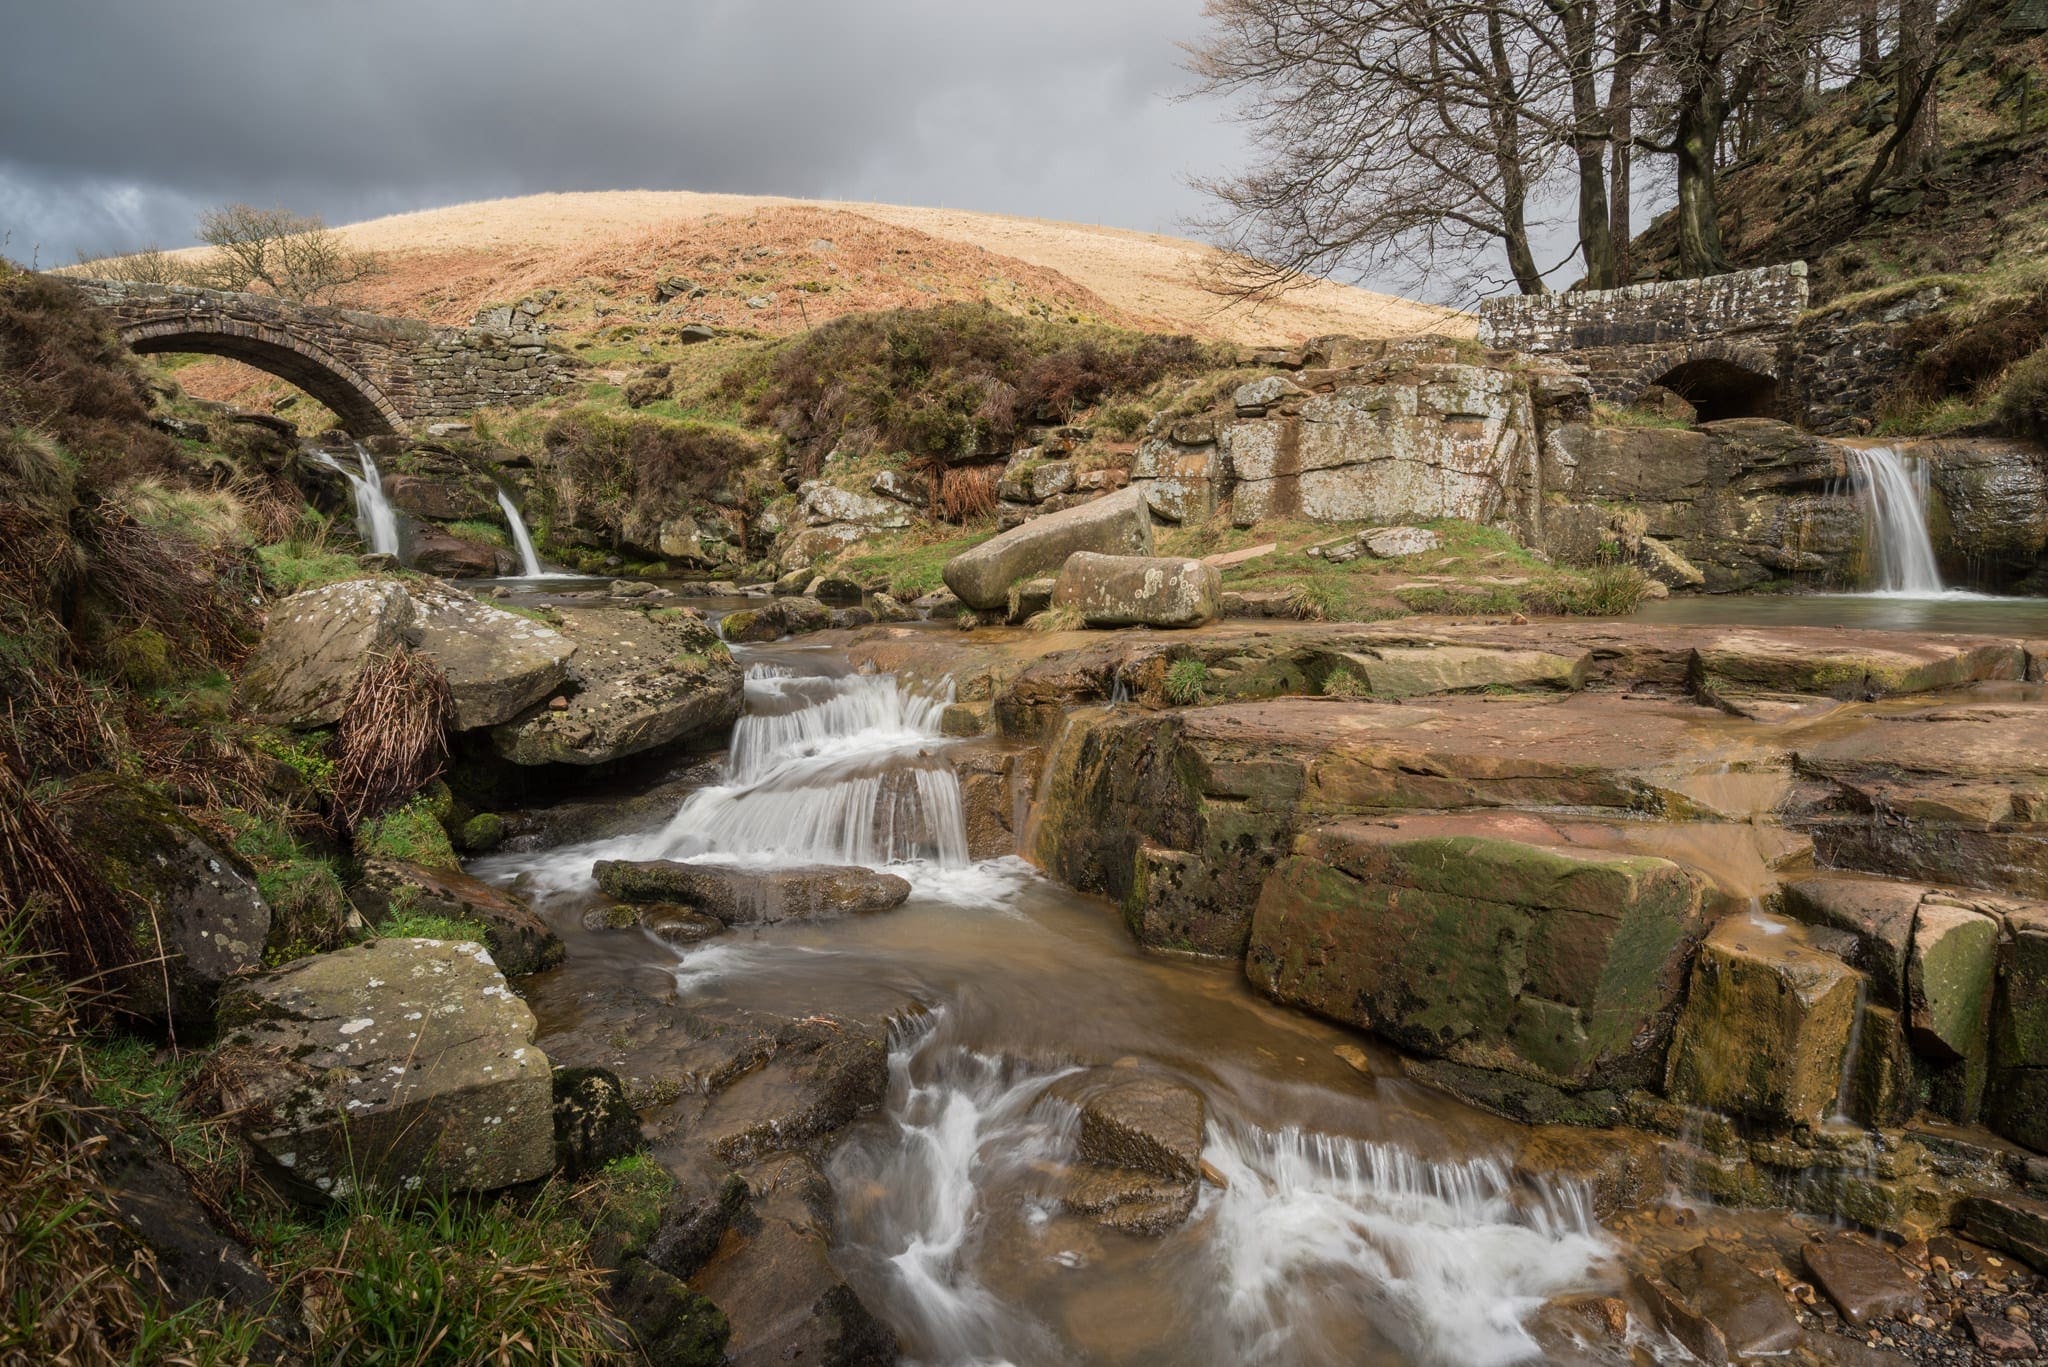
[1245,821,1705,1091]
[1665,913,1864,1127]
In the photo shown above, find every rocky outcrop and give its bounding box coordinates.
[213,937,554,1200]
[239,578,414,728]
[406,582,576,729]
[594,859,912,924]
[1050,552,1220,628]
[58,780,270,1030]
[1250,818,1706,1092]
[408,525,505,579]
[942,486,1152,610]
[492,606,742,766]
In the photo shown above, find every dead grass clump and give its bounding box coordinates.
[0,272,178,484]
[330,649,452,833]
[936,463,1003,523]
[0,747,136,1002]
[86,506,256,673]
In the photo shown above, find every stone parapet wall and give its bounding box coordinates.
[72,278,578,435]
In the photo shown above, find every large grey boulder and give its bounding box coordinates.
[492,606,742,766]
[595,859,912,924]
[406,582,576,730]
[942,485,1151,610]
[58,780,270,1031]
[213,937,554,1200]
[1051,552,1220,628]
[239,578,414,728]
[798,483,912,530]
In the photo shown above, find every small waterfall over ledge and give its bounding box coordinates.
[314,443,401,557]
[495,486,546,578]
[1847,445,1945,596]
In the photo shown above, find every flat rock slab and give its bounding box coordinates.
[1049,1071,1205,1182]
[942,485,1150,610]
[214,937,553,1199]
[1693,629,2024,698]
[1055,1162,1198,1235]
[1051,552,1220,628]
[1326,644,1588,698]
[595,858,912,924]
[1802,1237,1927,1326]
[492,606,742,766]
[1660,1244,1803,1362]
[406,582,575,730]
[239,577,413,728]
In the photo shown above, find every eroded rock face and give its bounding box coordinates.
[409,526,504,578]
[58,780,270,1030]
[213,937,554,1200]
[239,578,414,728]
[492,606,742,766]
[406,582,575,730]
[942,486,1151,610]
[594,859,911,925]
[1050,552,1220,628]
[1248,819,1706,1091]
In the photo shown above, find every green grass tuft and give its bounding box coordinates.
[1164,657,1209,705]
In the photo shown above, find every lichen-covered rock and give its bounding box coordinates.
[213,937,554,1199]
[1664,912,1864,1127]
[1051,552,1220,628]
[406,582,576,730]
[552,1066,642,1177]
[350,856,564,976]
[942,486,1151,610]
[239,578,414,728]
[492,606,741,766]
[58,780,270,1030]
[798,483,912,530]
[594,859,911,924]
[1247,819,1706,1090]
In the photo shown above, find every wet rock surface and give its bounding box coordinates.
[595,858,913,924]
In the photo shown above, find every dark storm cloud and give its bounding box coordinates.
[0,1,1244,265]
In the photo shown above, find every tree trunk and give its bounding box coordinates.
[1858,0,1882,78]
[1609,13,1643,286]
[1558,0,1616,288]
[1674,87,1732,277]
[1897,0,1940,175]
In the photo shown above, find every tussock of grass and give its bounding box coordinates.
[834,527,992,600]
[1026,605,1084,633]
[1164,657,1208,704]
[355,794,458,871]
[375,909,489,944]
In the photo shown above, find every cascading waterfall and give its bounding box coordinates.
[830,1011,1611,1367]
[494,486,546,577]
[1847,445,1945,596]
[314,443,401,557]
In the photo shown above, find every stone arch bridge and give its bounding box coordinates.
[1478,263,1809,422]
[73,279,579,436]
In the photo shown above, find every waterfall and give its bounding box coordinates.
[495,486,545,577]
[647,664,969,867]
[314,443,401,557]
[1848,445,1944,596]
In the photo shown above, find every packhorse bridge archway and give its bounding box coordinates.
[73,280,579,436]
[1477,262,1808,421]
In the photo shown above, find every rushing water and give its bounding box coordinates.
[495,486,546,577]
[314,443,401,557]
[483,646,1628,1364]
[1846,444,1944,596]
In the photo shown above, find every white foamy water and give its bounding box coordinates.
[314,443,401,557]
[492,662,999,904]
[830,1013,1612,1367]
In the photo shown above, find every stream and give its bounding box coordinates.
[478,644,1637,1366]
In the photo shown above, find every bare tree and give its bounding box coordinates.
[75,243,192,286]
[1188,0,1585,298]
[1854,0,1995,204]
[193,204,376,304]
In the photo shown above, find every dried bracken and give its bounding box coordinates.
[0,747,136,1002]
[330,648,452,833]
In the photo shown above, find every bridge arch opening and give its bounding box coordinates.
[121,324,404,436]
[1648,357,1779,423]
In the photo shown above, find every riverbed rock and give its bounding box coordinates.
[1054,1163,1199,1235]
[58,780,270,1030]
[1781,876,1927,1006]
[349,856,564,976]
[1908,903,1998,1062]
[941,485,1151,610]
[1051,1071,1204,1181]
[212,937,554,1200]
[1319,643,1588,697]
[1050,552,1220,628]
[492,606,741,766]
[382,472,495,522]
[409,525,502,578]
[1693,629,2023,700]
[1957,1191,2048,1272]
[1802,1235,1927,1326]
[1664,912,1864,1127]
[405,582,576,730]
[594,859,912,924]
[551,1065,642,1177]
[240,577,414,727]
[1247,819,1706,1091]
[1646,1243,1803,1363]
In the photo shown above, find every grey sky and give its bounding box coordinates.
[0,2,1609,303]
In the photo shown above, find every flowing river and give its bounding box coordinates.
[479,644,1636,1366]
